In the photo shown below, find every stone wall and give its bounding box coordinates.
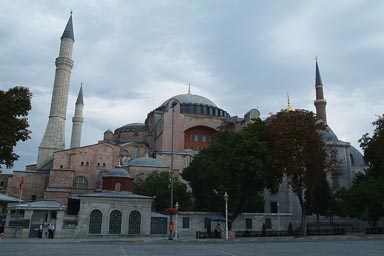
[7,171,48,202]
[76,195,153,237]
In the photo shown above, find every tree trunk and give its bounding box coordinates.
[316,213,320,235]
[298,193,307,236]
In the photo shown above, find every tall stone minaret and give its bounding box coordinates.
[314,59,327,124]
[70,84,84,148]
[37,14,75,169]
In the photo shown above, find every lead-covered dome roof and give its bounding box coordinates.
[160,94,217,108]
[158,93,230,118]
[105,167,133,178]
[114,123,147,134]
[127,156,166,168]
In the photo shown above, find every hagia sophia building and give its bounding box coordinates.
[0,14,366,238]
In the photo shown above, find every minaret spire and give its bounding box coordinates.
[61,12,74,41]
[314,59,327,124]
[187,83,191,95]
[287,92,293,111]
[70,84,84,148]
[37,14,75,169]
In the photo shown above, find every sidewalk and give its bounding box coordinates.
[1,233,384,244]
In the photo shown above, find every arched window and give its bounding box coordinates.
[133,147,139,159]
[89,209,102,234]
[115,183,121,192]
[129,210,141,234]
[121,150,130,165]
[73,176,88,189]
[109,210,122,234]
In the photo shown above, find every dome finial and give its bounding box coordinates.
[287,92,293,111]
[187,83,191,95]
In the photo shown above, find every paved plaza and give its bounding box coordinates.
[1,237,384,256]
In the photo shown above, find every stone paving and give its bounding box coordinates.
[1,236,384,256]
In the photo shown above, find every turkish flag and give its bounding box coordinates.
[19,176,24,191]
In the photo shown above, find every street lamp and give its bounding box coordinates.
[169,101,177,240]
[277,202,280,231]
[224,192,229,240]
[175,202,179,240]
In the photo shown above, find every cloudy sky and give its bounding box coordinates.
[1,0,383,171]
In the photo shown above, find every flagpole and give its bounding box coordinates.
[16,176,24,237]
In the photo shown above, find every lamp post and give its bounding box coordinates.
[277,202,280,231]
[169,101,177,240]
[224,192,229,240]
[175,202,179,240]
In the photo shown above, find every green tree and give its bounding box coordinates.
[337,176,384,228]
[0,86,32,168]
[182,119,281,221]
[266,109,334,236]
[133,171,192,212]
[359,114,384,177]
[339,114,384,227]
[305,174,332,233]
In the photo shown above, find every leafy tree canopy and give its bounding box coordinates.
[0,86,32,168]
[182,118,281,220]
[359,114,384,177]
[336,114,384,227]
[266,109,334,235]
[133,171,192,212]
[336,176,384,228]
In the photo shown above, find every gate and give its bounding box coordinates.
[151,217,167,234]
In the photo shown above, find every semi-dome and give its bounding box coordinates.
[105,167,133,178]
[160,93,217,108]
[127,156,166,168]
[350,145,365,167]
[319,125,339,142]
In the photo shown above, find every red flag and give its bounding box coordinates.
[19,176,24,191]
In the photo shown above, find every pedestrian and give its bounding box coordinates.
[214,223,222,238]
[50,224,55,238]
[48,224,54,238]
[0,224,4,239]
[38,224,43,238]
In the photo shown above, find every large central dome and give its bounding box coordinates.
[156,93,229,118]
[160,93,218,108]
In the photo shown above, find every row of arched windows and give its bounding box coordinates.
[89,209,141,235]
[179,104,229,117]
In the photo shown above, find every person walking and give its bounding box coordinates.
[48,224,54,238]
[38,224,43,238]
[214,223,222,238]
[50,224,55,238]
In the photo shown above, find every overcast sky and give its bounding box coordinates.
[1,0,384,172]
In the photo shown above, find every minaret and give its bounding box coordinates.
[314,59,327,124]
[37,14,75,169]
[287,93,293,111]
[70,84,84,148]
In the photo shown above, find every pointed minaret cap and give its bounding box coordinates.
[61,12,74,40]
[76,83,83,105]
[315,58,323,86]
[187,83,191,95]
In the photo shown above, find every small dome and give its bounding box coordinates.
[105,167,133,178]
[114,123,147,134]
[104,129,113,134]
[127,156,166,168]
[160,94,217,108]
